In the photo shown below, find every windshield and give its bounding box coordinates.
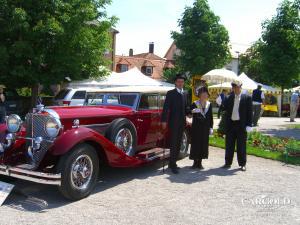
[55,89,71,100]
[85,93,138,108]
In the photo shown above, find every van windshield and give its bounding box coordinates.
[55,89,71,100]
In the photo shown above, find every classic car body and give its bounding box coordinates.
[0,86,190,200]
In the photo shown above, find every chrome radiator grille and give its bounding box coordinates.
[25,113,53,167]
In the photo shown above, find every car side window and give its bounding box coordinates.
[139,94,159,110]
[159,95,166,109]
[119,94,137,107]
[72,91,86,100]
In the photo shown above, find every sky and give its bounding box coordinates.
[106,0,283,57]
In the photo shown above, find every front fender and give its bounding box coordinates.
[0,123,7,142]
[49,127,143,167]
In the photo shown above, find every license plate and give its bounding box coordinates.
[0,181,14,206]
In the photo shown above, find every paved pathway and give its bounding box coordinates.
[214,116,300,140]
[0,147,299,225]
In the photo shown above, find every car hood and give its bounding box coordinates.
[47,105,133,120]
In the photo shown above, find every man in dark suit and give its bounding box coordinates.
[222,80,253,171]
[217,89,227,119]
[161,74,189,174]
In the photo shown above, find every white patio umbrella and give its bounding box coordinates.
[202,69,239,84]
[292,86,300,92]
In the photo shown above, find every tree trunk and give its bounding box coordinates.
[280,86,284,117]
[31,84,40,109]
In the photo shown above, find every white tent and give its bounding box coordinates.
[208,72,280,93]
[239,73,258,90]
[68,67,173,88]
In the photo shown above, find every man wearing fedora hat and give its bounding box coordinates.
[161,74,189,174]
[222,80,253,171]
[0,85,6,123]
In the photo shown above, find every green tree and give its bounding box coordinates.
[0,0,116,105]
[171,0,231,76]
[240,41,265,83]
[259,0,300,91]
[163,67,191,91]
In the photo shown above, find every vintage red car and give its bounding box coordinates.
[0,86,190,200]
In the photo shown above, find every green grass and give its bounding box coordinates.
[209,135,300,166]
[286,124,300,129]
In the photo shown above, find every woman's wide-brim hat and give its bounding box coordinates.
[0,84,6,89]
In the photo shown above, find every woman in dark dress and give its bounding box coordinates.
[190,86,213,169]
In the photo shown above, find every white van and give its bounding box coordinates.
[53,87,102,106]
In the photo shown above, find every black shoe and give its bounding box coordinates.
[190,160,198,169]
[222,164,231,169]
[191,163,197,169]
[170,167,179,174]
[240,166,246,171]
[198,164,204,170]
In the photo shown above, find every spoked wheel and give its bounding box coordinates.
[105,118,137,156]
[57,144,99,201]
[114,128,134,155]
[70,154,93,191]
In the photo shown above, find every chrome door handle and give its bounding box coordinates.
[137,119,143,122]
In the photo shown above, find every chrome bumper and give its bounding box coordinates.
[0,164,61,186]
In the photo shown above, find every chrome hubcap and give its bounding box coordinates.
[71,155,93,190]
[180,132,188,154]
[115,128,133,154]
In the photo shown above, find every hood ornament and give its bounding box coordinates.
[35,96,45,113]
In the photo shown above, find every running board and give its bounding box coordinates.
[136,148,170,161]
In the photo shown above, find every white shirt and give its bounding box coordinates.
[231,94,241,121]
[176,88,184,95]
[253,92,265,105]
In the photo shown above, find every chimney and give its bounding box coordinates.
[149,42,154,54]
[129,48,133,56]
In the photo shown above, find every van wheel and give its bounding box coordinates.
[57,143,99,201]
[105,118,137,156]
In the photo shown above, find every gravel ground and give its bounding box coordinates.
[0,147,299,225]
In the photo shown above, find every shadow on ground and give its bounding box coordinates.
[0,159,238,212]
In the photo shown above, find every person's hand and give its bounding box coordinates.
[209,128,214,135]
[246,126,253,133]
[158,132,164,140]
[161,122,167,130]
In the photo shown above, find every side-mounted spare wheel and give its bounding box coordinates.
[105,118,137,156]
[57,143,99,201]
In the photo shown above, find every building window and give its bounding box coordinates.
[142,66,153,76]
[118,64,128,72]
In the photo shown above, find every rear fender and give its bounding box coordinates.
[49,127,143,167]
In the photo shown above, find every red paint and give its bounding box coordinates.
[0,97,190,169]
[49,127,144,167]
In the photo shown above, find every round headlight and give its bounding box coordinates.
[6,114,22,133]
[45,117,62,138]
